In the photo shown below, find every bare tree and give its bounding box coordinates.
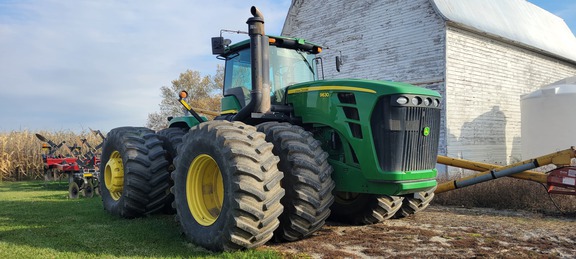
[147,66,223,131]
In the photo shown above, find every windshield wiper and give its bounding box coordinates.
[297,50,315,75]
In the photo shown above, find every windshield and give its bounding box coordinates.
[223,45,317,104]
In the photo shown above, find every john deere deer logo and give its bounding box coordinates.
[422,127,430,136]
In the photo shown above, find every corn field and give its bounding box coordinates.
[0,130,105,181]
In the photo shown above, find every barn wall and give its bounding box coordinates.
[445,26,576,166]
[282,0,449,155]
[283,0,445,82]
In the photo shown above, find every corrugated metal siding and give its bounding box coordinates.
[445,26,576,166]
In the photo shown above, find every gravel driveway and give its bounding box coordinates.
[265,205,576,258]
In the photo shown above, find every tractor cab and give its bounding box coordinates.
[213,35,322,114]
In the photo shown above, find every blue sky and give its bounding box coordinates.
[0,0,574,133]
[528,0,576,33]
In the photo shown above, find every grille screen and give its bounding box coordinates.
[371,96,441,172]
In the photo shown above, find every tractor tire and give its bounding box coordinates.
[394,186,436,218]
[83,181,94,198]
[330,192,403,225]
[156,127,188,213]
[157,127,188,164]
[172,120,284,251]
[257,122,335,241]
[69,182,80,199]
[99,127,171,218]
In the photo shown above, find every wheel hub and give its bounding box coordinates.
[186,154,224,226]
[104,151,124,201]
[335,191,359,204]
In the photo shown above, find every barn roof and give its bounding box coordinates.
[431,0,576,63]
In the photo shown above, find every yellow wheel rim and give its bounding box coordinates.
[186,154,224,226]
[104,151,124,201]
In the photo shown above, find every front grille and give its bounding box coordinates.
[371,96,441,172]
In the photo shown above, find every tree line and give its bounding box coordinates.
[146,66,224,131]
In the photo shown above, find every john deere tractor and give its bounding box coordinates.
[99,6,441,251]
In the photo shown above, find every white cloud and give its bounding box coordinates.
[0,0,290,132]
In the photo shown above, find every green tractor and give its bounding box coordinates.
[99,6,441,251]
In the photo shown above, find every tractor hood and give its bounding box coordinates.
[285,77,442,193]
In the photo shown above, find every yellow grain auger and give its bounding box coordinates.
[436,147,576,195]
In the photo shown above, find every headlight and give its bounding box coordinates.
[396,96,409,105]
[412,96,422,105]
[424,98,432,106]
[433,99,440,107]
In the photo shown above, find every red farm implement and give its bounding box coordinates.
[35,131,104,199]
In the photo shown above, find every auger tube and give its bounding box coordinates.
[436,148,576,193]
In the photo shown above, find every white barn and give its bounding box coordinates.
[281,0,576,172]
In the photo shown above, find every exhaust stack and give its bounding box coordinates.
[246,6,271,114]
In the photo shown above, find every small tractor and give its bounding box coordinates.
[36,132,103,198]
[99,6,441,251]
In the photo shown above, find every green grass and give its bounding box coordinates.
[0,181,283,259]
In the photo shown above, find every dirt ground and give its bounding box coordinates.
[264,205,576,258]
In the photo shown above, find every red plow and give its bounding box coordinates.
[35,130,105,198]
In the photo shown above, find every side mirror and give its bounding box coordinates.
[212,37,232,55]
[212,37,225,55]
[335,55,343,72]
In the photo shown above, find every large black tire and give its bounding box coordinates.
[330,192,403,225]
[257,122,335,241]
[99,127,171,218]
[156,127,188,213]
[157,127,188,164]
[172,121,284,251]
[394,186,436,218]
